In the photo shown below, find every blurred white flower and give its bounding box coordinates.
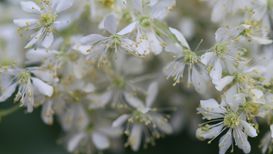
[126,0,175,55]
[0,67,54,112]
[112,82,172,151]
[13,0,73,48]
[74,14,137,62]
[164,28,209,95]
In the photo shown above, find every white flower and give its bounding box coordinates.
[63,105,120,153]
[164,28,209,95]
[88,52,146,109]
[13,0,73,48]
[126,0,176,55]
[74,14,137,62]
[206,0,251,22]
[216,24,272,45]
[26,37,89,79]
[0,67,54,112]
[112,82,172,151]
[67,129,112,153]
[222,71,265,102]
[200,28,250,91]
[197,96,257,154]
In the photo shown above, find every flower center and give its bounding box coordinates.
[214,43,227,56]
[40,13,56,27]
[234,73,255,85]
[0,58,15,68]
[139,16,151,28]
[242,102,260,119]
[69,90,87,102]
[68,52,79,61]
[224,112,240,128]
[99,0,115,8]
[112,34,121,46]
[240,20,261,38]
[18,71,31,84]
[129,111,152,125]
[184,49,198,64]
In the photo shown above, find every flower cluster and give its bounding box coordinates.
[0,0,273,154]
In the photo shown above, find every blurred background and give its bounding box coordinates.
[0,101,264,154]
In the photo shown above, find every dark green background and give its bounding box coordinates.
[0,105,263,154]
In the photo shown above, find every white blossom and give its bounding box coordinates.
[0,67,54,112]
[164,28,209,94]
[197,96,257,154]
[74,14,137,61]
[13,0,73,48]
[112,82,172,151]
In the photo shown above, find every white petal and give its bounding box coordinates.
[73,44,92,55]
[165,44,183,56]
[98,91,112,105]
[0,83,17,102]
[152,115,173,134]
[120,38,137,52]
[169,27,190,49]
[215,26,244,42]
[241,120,257,137]
[67,133,85,152]
[146,82,158,108]
[31,68,57,83]
[210,59,222,81]
[41,101,54,125]
[214,76,234,91]
[20,1,41,13]
[92,132,110,150]
[89,91,112,109]
[251,36,273,45]
[219,129,232,154]
[32,77,53,97]
[112,114,129,127]
[42,32,54,48]
[103,14,117,34]
[224,86,243,111]
[200,99,225,114]
[147,32,162,55]
[251,89,264,99]
[25,28,43,48]
[26,48,54,62]
[117,22,137,35]
[200,52,214,65]
[124,93,145,111]
[129,125,142,151]
[53,0,74,13]
[13,18,38,27]
[80,34,105,44]
[151,0,175,20]
[197,124,223,139]
[211,1,225,22]
[233,128,251,153]
[135,39,150,55]
[192,66,210,94]
[54,20,71,29]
